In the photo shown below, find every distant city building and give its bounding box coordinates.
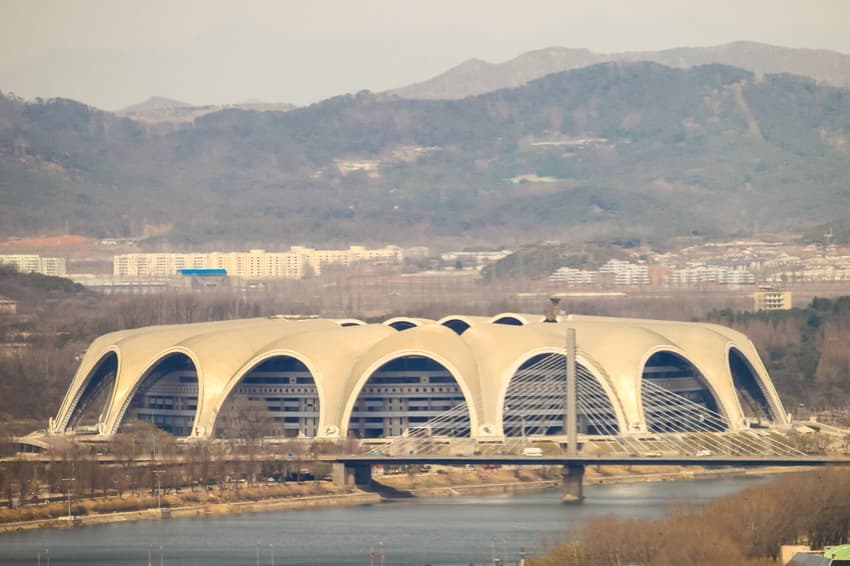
[440,250,511,270]
[334,159,380,176]
[114,246,403,279]
[790,544,850,565]
[754,290,793,311]
[0,294,17,314]
[402,246,430,258]
[549,267,598,285]
[549,260,649,286]
[0,254,67,277]
[599,259,650,286]
[180,268,229,290]
[669,265,755,286]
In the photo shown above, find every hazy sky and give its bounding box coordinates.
[1,0,849,110]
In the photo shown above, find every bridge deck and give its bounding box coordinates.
[331,455,850,467]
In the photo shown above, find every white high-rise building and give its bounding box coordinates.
[0,254,67,277]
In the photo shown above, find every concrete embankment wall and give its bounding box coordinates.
[0,491,380,534]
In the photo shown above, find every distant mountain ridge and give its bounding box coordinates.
[1,61,849,246]
[116,96,295,124]
[391,41,850,99]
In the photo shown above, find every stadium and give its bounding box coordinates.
[47,311,789,445]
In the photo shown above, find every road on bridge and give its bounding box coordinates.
[330,455,850,467]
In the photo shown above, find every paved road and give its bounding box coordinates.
[331,455,850,467]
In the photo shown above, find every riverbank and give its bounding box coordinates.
[585,464,815,486]
[0,464,814,534]
[0,490,380,534]
[373,464,817,498]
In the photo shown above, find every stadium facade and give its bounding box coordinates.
[50,313,789,441]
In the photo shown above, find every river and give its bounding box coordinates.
[0,475,770,566]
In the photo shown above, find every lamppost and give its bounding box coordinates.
[269,543,275,566]
[60,477,75,520]
[152,469,164,509]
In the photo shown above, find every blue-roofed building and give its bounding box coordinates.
[179,268,228,290]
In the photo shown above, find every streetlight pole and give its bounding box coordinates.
[269,543,274,566]
[61,477,75,520]
[152,469,164,510]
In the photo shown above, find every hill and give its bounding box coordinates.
[119,96,195,114]
[1,61,850,245]
[391,41,850,100]
[116,96,295,124]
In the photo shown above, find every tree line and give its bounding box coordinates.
[531,467,850,566]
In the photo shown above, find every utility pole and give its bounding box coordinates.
[61,477,75,520]
[153,469,164,509]
[566,328,577,457]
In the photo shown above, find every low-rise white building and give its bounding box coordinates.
[549,267,598,285]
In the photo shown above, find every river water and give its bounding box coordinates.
[0,476,770,566]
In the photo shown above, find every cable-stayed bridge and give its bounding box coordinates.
[357,350,806,459]
[331,350,850,501]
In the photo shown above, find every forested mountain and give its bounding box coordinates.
[391,41,850,100]
[1,61,849,245]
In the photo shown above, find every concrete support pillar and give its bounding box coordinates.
[331,462,373,488]
[562,463,584,504]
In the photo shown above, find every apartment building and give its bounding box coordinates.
[599,259,651,286]
[668,265,756,286]
[114,246,402,279]
[753,290,793,311]
[549,267,598,285]
[0,254,67,277]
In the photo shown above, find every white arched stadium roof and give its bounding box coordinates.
[53,313,789,439]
